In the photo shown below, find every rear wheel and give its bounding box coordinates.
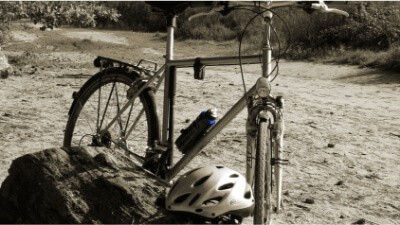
[254,117,274,225]
[64,69,159,162]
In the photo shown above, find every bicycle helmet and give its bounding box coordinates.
[166,166,255,219]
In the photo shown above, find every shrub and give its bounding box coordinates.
[21,2,120,29]
[109,2,166,31]
[177,21,236,41]
[0,2,27,44]
[381,47,400,71]
[7,51,38,66]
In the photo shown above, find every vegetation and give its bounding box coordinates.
[0,2,24,44]
[282,2,400,71]
[24,2,121,28]
[1,1,400,72]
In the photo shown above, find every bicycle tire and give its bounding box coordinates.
[64,68,159,162]
[254,117,273,225]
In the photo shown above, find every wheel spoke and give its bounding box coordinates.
[113,81,125,137]
[63,71,159,163]
[96,81,102,132]
[126,108,145,138]
[99,80,116,131]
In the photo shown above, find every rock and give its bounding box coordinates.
[327,143,335,148]
[304,198,315,204]
[335,180,344,186]
[0,47,13,79]
[0,147,193,224]
[352,218,366,224]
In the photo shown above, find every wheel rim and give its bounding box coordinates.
[65,73,155,161]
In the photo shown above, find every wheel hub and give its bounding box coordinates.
[90,131,112,148]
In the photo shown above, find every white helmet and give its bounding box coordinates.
[166,166,255,219]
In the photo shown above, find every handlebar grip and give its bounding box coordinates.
[325,8,349,17]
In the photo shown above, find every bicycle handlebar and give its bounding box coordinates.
[188,1,349,21]
[188,5,225,21]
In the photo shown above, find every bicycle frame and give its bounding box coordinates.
[161,16,255,180]
[98,12,284,185]
[154,13,284,213]
[158,12,285,193]
[89,4,289,216]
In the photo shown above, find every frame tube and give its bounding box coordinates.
[165,85,256,182]
[168,55,262,68]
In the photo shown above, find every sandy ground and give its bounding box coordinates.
[1,28,399,224]
[63,31,129,45]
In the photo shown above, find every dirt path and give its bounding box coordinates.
[1,28,399,224]
[173,63,400,225]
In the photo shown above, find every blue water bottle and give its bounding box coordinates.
[175,108,217,154]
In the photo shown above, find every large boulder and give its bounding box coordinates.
[0,147,193,224]
[0,47,12,79]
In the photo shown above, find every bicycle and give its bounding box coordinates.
[63,1,348,224]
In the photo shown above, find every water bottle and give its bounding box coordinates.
[175,108,218,154]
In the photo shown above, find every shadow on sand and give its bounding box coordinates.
[336,67,400,84]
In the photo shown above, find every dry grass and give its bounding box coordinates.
[327,48,400,72]
[286,47,400,73]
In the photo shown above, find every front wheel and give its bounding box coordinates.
[253,117,274,224]
[63,68,159,162]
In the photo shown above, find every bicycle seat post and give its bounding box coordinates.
[162,14,178,166]
[166,14,176,61]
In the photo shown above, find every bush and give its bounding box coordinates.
[21,2,120,29]
[7,51,38,66]
[291,2,400,51]
[177,20,236,41]
[109,2,166,31]
[0,2,26,44]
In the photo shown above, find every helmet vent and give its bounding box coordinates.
[230,173,239,178]
[202,196,223,206]
[193,175,211,187]
[195,208,203,213]
[174,193,191,204]
[189,194,201,206]
[218,183,234,190]
[244,191,252,199]
[185,167,201,177]
[216,166,224,169]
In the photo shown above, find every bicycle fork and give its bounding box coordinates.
[273,108,285,212]
[245,98,285,212]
